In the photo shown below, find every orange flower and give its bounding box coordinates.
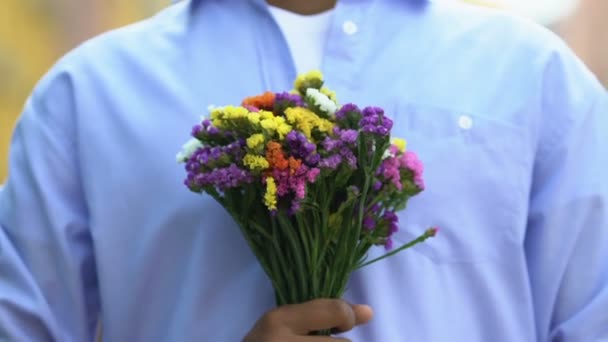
[242,91,276,110]
[266,141,289,170]
[288,157,302,174]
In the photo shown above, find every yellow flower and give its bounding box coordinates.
[392,138,407,152]
[317,120,334,134]
[285,107,334,140]
[243,154,270,171]
[261,118,278,131]
[212,118,224,128]
[277,123,293,139]
[246,133,265,149]
[223,106,248,120]
[260,110,274,120]
[294,70,324,94]
[264,177,278,210]
[210,109,222,120]
[248,112,261,125]
[320,87,337,103]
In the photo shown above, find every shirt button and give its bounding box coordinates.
[342,20,358,35]
[458,115,473,130]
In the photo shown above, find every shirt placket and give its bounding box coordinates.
[246,0,299,92]
[322,0,372,101]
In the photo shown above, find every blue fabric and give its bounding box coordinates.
[1,0,607,340]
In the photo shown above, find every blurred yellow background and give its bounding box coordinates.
[0,0,168,181]
[1,0,606,182]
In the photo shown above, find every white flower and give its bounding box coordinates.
[176,138,204,163]
[306,88,337,115]
[382,148,394,160]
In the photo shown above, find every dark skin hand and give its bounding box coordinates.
[266,0,337,15]
[244,299,374,341]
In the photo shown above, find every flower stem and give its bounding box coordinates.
[354,228,437,270]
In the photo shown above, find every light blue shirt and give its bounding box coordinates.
[1,0,607,341]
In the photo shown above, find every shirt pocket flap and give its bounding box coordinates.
[389,103,528,263]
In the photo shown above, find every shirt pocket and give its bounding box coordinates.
[387,102,528,263]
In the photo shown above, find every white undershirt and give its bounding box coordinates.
[268,6,335,74]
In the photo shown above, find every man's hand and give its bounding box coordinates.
[244,299,374,341]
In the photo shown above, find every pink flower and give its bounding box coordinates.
[307,168,320,183]
[401,151,424,189]
[243,105,260,112]
[388,145,400,155]
[381,157,402,190]
[295,181,306,199]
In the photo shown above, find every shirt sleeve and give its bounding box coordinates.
[0,68,99,341]
[525,38,608,341]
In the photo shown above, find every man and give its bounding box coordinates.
[1,0,606,341]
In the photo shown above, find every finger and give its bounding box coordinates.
[352,304,373,325]
[331,304,374,334]
[280,299,357,335]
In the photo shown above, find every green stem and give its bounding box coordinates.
[355,229,436,270]
[271,217,297,304]
[278,213,309,301]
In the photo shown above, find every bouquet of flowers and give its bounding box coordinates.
[177,71,437,315]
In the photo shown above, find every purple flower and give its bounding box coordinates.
[371,204,381,212]
[209,147,222,160]
[383,211,398,223]
[305,153,320,166]
[322,137,341,152]
[185,160,200,172]
[360,115,379,127]
[340,129,359,144]
[274,92,304,110]
[389,222,399,234]
[339,147,357,169]
[191,124,203,138]
[362,106,384,118]
[373,180,383,191]
[361,125,377,134]
[319,154,342,170]
[385,237,394,250]
[186,141,246,174]
[381,116,393,131]
[358,107,391,136]
[363,216,376,230]
[286,131,319,166]
[195,164,253,190]
[335,103,361,121]
[376,126,389,136]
